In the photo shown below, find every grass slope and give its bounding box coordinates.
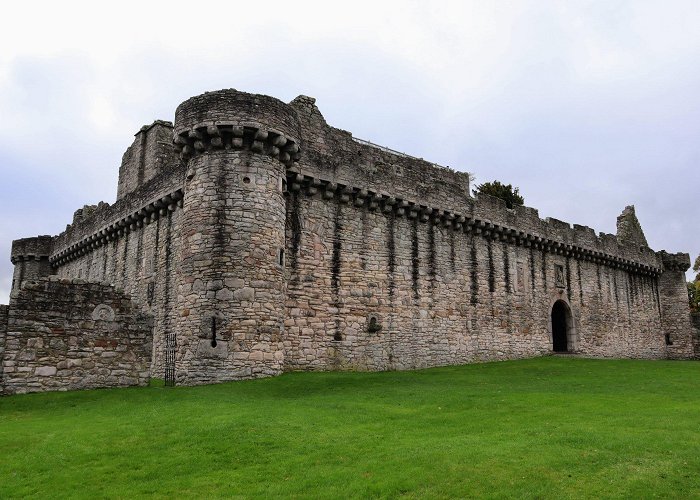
[1,357,699,498]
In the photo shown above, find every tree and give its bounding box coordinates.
[473,180,524,209]
[689,255,700,312]
[689,282,699,313]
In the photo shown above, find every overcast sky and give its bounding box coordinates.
[0,0,698,303]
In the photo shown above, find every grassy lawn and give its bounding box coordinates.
[1,357,699,499]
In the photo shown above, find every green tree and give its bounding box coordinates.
[473,180,524,209]
[689,255,700,312]
[689,282,699,313]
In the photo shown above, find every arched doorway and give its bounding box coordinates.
[551,300,570,352]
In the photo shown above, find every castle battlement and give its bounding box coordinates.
[2,88,696,395]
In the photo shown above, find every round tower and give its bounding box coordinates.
[10,236,54,294]
[172,89,301,384]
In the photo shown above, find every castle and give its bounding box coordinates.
[1,89,696,395]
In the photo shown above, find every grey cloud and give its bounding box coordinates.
[1,7,699,303]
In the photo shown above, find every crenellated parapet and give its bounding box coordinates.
[10,235,55,293]
[11,236,53,264]
[657,251,691,272]
[50,189,183,267]
[286,169,663,277]
[173,89,302,166]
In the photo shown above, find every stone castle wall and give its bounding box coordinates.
[1,278,152,395]
[282,189,674,372]
[2,88,695,394]
[45,146,185,379]
[53,202,182,379]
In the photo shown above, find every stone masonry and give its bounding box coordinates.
[1,278,152,395]
[1,88,697,394]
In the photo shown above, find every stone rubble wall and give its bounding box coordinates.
[283,191,676,372]
[656,253,696,359]
[173,150,287,385]
[1,278,152,395]
[170,91,305,385]
[117,121,180,200]
[54,207,182,379]
[289,95,473,219]
[0,305,7,393]
[43,143,185,378]
[5,88,693,394]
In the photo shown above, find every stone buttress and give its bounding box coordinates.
[172,90,302,384]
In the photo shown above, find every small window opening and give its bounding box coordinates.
[367,316,382,333]
[211,316,217,348]
[280,177,288,193]
[242,176,251,184]
[333,331,343,341]
[278,248,285,267]
[665,333,673,346]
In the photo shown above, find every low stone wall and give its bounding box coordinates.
[1,278,152,395]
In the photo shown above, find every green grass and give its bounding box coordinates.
[1,357,699,499]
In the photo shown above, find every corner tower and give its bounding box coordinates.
[10,236,54,294]
[172,89,302,384]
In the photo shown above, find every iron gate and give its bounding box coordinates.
[164,331,176,386]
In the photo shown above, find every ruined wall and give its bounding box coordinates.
[656,252,696,358]
[50,158,185,376]
[54,201,182,378]
[0,305,7,392]
[116,121,179,199]
[289,95,472,215]
[1,278,152,395]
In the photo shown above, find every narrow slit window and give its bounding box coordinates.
[278,248,285,267]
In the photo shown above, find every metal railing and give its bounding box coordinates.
[351,136,452,171]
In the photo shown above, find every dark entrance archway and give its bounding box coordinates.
[551,300,570,352]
